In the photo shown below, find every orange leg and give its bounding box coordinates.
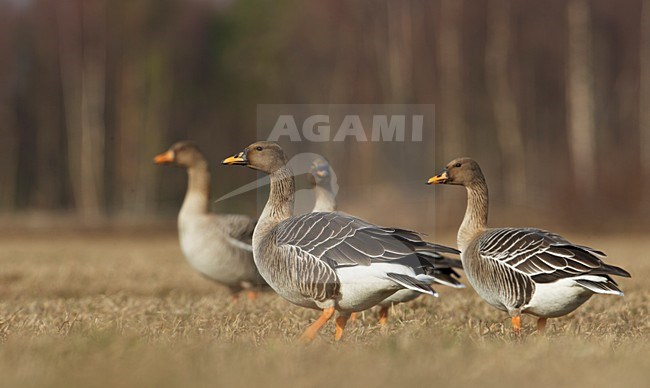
[334,314,349,341]
[378,306,389,326]
[537,317,547,333]
[246,290,258,301]
[349,312,358,323]
[511,315,522,335]
[300,307,336,343]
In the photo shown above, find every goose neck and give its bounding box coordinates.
[180,163,210,216]
[256,166,295,239]
[458,180,489,251]
[312,184,336,213]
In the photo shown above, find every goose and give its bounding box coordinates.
[154,141,266,300]
[307,157,464,325]
[308,157,337,213]
[222,141,461,341]
[427,157,631,334]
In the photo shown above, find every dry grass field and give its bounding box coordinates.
[0,230,648,388]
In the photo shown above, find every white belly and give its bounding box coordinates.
[333,263,418,313]
[525,279,593,318]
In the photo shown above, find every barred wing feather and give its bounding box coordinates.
[275,212,459,269]
[478,228,630,284]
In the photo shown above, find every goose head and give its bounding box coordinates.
[222,141,288,174]
[307,158,332,187]
[154,141,206,169]
[427,157,485,186]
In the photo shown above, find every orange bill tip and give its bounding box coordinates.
[154,150,174,164]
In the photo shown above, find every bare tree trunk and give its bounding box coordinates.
[56,3,84,215]
[485,0,526,206]
[56,0,106,222]
[386,1,413,101]
[566,0,597,199]
[34,99,62,209]
[115,45,172,217]
[115,57,140,216]
[0,107,18,210]
[80,0,107,216]
[438,0,464,159]
[0,8,18,211]
[640,0,650,200]
[137,50,172,216]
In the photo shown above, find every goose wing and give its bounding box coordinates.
[478,228,630,285]
[213,214,256,249]
[275,212,460,273]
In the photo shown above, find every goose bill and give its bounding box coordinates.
[427,171,448,185]
[222,152,247,165]
[154,150,175,164]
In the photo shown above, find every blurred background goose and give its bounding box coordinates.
[308,158,337,213]
[223,141,461,341]
[308,157,464,325]
[154,141,266,300]
[428,157,631,334]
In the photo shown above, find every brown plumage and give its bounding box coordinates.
[223,141,461,341]
[428,157,631,334]
[154,141,266,300]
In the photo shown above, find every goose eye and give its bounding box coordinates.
[454,163,461,168]
[255,146,263,151]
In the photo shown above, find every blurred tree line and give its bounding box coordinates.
[0,0,648,226]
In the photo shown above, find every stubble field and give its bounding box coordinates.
[0,230,648,388]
